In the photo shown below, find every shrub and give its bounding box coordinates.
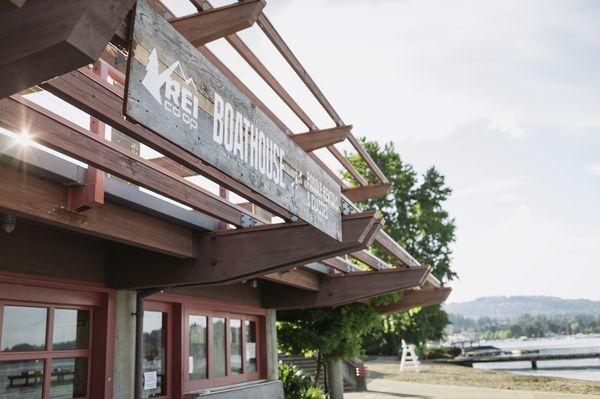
[278,362,324,399]
[421,346,461,359]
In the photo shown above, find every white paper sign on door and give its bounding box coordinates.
[143,371,157,390]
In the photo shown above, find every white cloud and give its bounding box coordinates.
[588,163,600,175]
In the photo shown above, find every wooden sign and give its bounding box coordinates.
[124,0,342,240]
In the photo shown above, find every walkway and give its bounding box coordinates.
[345,379,600,399]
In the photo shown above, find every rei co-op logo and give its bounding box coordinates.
[141,48,200,130]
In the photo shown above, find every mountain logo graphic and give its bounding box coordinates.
[141,48,200,130]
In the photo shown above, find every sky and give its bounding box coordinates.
[168,0,600,303]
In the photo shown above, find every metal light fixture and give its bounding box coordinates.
[1,213,16,234]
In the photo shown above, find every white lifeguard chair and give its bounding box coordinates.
[399,339,421,372]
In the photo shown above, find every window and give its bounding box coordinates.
[142,311,167,398]
[186,310,261,390]
[0,304,92,399]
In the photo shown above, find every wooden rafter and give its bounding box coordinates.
[108,211,383,289]
[0,164,194,258]
[350,250,390,271]
[0,95,265,227]
[171,0,264,47]
[291,125,352,152]
[322,257,363,273]
[342,183,392,203]
[0,0,134,98]
[255,12,389,184]
[262,266,431,310]
[0,0,25,14]
[262,268,319,291]
[375,287,452,315]
[42,68,292,220]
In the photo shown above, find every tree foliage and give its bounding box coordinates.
[277,138,457,363]
[344,139,457,351]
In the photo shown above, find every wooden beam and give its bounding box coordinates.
[350,250,390,271]
[262,268,319,291]
[150,156,196,178]
[255,12,389,184]
[42,68,293,220]
[0,0,134,98]
[0,164,194,258]
[291,125,352,152]
[375,230,418,267]
[322,257,363,273]
[0,95,260,227]
[375,287,452,315]
[263,266,430,310]
[0,0,25,14]
[342,183,392,203]
[171,0,264,47]
[107,211,383,289]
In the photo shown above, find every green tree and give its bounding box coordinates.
[344,139,457,351]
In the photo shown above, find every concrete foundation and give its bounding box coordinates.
[112,290,137,399]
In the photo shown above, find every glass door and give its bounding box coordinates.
[142,302,172,399]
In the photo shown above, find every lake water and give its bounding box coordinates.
[473,336,600,381]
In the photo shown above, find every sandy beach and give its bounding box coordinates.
[346,357,600,398]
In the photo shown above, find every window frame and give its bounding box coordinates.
[183,306,262,391]
[0,300,94,399]
[143,301,174,399]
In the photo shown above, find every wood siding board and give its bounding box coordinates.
[263,266,431,310]
[108,212,382,289]
[126,0,342,240]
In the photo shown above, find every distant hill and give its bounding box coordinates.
[444,296,600,320]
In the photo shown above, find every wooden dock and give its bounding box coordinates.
[432,352,600,369]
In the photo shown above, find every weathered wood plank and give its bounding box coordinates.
[375,287,452,314]
[0,95,258,227]
[125,0,342,240]
[171,0,264,47]
[263,266,431,310]
[0,163,194,258]
[42,69,292,220]
[0,0,134,98]
[108,212,382,289]
[291,125,352,152]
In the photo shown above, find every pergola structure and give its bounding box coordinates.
[0,1,451,398]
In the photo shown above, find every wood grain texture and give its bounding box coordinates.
[375,287,452,314]
[0,164,194,258]
[262,266,431,310]
[125,0,342,240]
[42,69,292,220]
[171,0,264,47]
[0,95,256,227]
[107,212,383,289]
[291,125,352,152]
[342,183,392,203]
[0,0,134,98]
[350,250,390,270]
[262,268,319,291]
